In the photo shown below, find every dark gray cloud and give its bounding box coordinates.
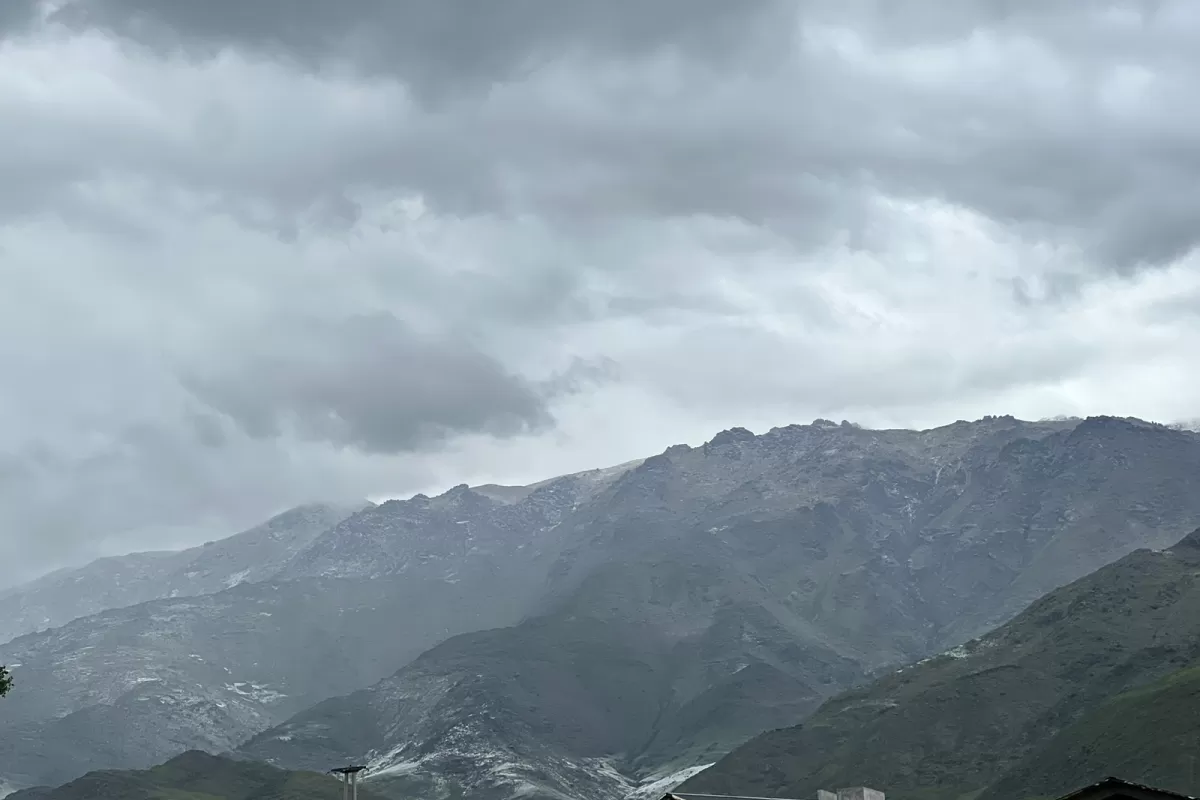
[184,312,553,453]
[46,0,792,101]
[0,0,38,34]
[7,0,1196,271]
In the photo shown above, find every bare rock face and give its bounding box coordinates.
[7,416,1200,798]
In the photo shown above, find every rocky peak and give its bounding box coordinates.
[706,427,757,448]
[1073,415,1166,435]
[429,483,492,513]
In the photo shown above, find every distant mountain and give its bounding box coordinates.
[0,503,364,645]
[8,416,1200,796]
[6,750,388,800]
[239,559,865,800]
[239,416,1200,800]
[682,528,1200,800]
[0,477,599,789]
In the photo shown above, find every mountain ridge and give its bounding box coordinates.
[7,415,1200,796]
[236,415,1200,800]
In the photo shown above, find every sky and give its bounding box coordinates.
[2,0,1200,586]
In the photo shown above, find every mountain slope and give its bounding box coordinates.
[0,481,587,789]
[243,418,1200,800]
[0,503,362,645]
[6,750,388,800]
[239,549,868,800]
[9,416,1200,795]
[539,416,1200,659]
[682,529,1200,800]
[980,663,1200,800]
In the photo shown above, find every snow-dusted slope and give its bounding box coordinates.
[11,416,1200,798]
[0,481,588,790]
[243,416,1200,800]
[0,503,362,645]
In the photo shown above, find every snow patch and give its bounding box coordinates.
[369,759,421,778]
[365,734,637,800]
[225,682,287,704]
[626,763,715,800]
[224,569,252,588]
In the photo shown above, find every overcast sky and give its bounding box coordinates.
[2,0,1200,586]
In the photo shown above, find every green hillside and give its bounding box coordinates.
[980,664,1200,800]
[6,751,386,800]
[683,529,1200,800]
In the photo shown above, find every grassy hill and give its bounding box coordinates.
[980,664,1200,800]
[682,529,1200,800]
[6,750,387,800]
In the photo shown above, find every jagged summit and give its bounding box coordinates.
[707,426,757,447]
[1074,414,1176,433]
[414,417,1181,516]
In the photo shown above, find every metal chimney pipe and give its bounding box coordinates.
[329,766,366,800]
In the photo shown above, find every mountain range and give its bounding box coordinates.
[0,464,636,789]
[5,415,1200,799]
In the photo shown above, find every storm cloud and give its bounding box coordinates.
[7,0,1198,269]
[2,0,1200,586]
[184,312,554,453]
[47,0,789,93]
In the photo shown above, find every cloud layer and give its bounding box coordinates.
[2,0,1200,586]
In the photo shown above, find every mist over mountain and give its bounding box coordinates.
[0,503,363,646]
[0,475,598,789]
[5,416,1200,798]
[9,1,1200,798]
[204,415,1200,797]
